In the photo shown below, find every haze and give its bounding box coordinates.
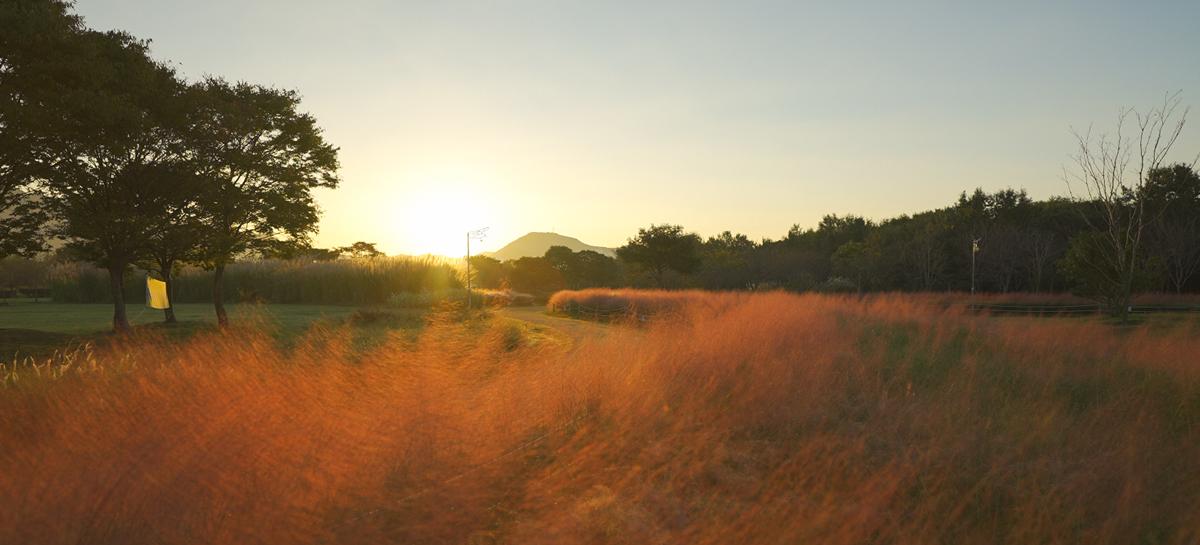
[73,0,1200,256]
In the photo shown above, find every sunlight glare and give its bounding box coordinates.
[398,170,503,257]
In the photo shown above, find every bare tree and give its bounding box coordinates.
[979,224,1024,293]
[1152,215,1200,293]
[1141,163,1200,294]
[1063,92,1193,318]
[1024,228,1064,293]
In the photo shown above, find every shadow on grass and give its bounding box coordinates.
[1,307,434,366]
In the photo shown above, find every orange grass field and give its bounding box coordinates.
[3,291,1200,544]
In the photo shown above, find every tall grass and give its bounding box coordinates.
[548,288,720,319]
[549,288,1200,321]
[49,257,462,305]
[2,292,1200,544]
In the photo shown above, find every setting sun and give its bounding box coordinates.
[397,170,506,257]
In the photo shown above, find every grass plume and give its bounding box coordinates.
[2,292,1199,544]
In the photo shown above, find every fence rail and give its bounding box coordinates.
[967,303,1200,315]
[549,302,666,323]
[556,300,1200,321]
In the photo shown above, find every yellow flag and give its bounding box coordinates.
[146,277,170,310]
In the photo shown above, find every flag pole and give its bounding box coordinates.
[466,231,471,310]
[465,227,488,311]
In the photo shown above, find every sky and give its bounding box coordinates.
[75,0,1200,256]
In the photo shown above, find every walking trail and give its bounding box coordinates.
[496,306,611,346]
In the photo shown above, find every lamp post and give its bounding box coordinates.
[466,227,489,309]
[971,237,981,295]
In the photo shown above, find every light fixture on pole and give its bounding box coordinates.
[466,227,489,309]
[971,237,981,295]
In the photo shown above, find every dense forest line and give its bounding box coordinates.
[467,168,1200,299]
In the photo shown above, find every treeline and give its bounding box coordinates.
[0,1,340,329]
[471,168,1200,301]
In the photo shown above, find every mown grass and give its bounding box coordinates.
[0,300,370,334]
[0,300,426,364]
[1,292,1199,544]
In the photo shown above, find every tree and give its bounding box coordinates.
[467,255,507,289]
[337,241,384,259]
[1142,164,1200,293]
[0,185,44,258]
[902,214,951,291]
[260,241,339,261]
[698,231,757,290]
[0,0,74,259]
[616,224,701,287]
[188,78,340,327]
[4,8,186,331]
[831,240,877,292]
[543,245,578,285]
[571,250,623,288]
[978,224,1024,293]
[508,256,564,294]
[544,246,622,289]
[133,164,207,323]
[1024,228,1066,293]
[1063,93,1193,318]
[1059,232,1158,309]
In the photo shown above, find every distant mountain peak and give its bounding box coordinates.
[487,232,616,261]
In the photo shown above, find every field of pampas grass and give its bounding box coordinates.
[3,292,1200,544]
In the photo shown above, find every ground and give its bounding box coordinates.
[498,306,610,344]
[0,299,411,363]
[0,299,363,334]
[3,292,1199,543]
[0,300,575,364]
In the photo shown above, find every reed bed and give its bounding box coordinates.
[550,289,1200,322]
[2,292,1199,544]
[547,288,726,320]
[48,257,462,305]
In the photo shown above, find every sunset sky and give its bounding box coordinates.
[76,0,1200,256]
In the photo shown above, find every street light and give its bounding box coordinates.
[466,227,489,310]
[971,237,981,295]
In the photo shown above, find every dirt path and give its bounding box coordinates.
[496,306,611,345]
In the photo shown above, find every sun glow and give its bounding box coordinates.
[397,170,504,257]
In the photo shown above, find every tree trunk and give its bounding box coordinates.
[108,264,131,333]
[161,260,177,324]
[213,263,228,328]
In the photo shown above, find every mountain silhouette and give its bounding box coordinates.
[487,232,616,261]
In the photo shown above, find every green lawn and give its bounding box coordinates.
[0,300,428,363]
[0,300,364,335]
